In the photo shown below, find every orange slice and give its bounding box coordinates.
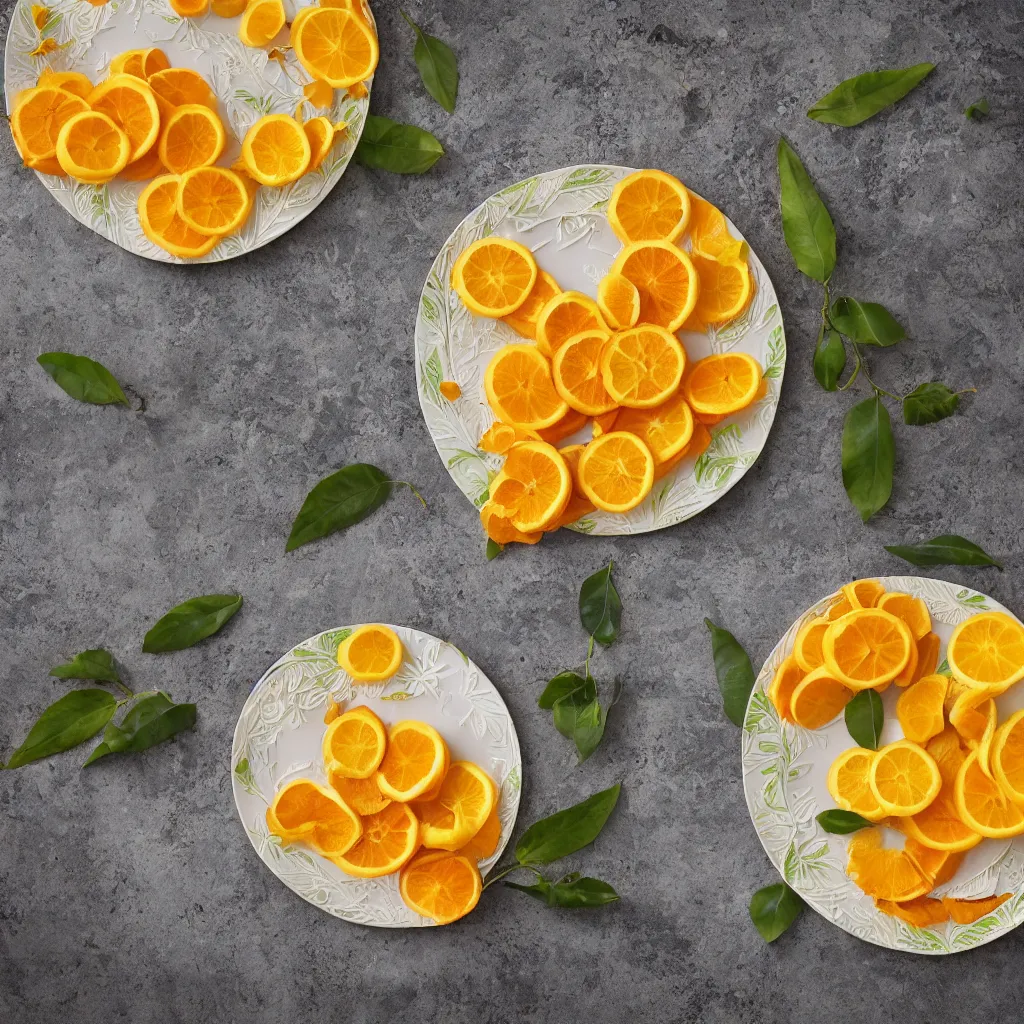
[824,595,855,621]
[148,68,218,110]
[949,689,993,746]
[600,325,686,409]
[267,778,362,856]
[239,0,286,46]
[337,624,404,682]
[456,807,502,861]
[495,440,572,531]
[333,803,420,878]
[992,710,1024,805]
[942,893,1012,925]
[479,503,542,546]
[955,749,1024,838]
[875,896,949,927]
[501,270,561,341]
[609,240,699,331]
[767,655,803,723]
[414,761,498,851]
[596,272,640,330]
[535,291,608,357]
[170,0,211,15]
[533,407,588,444]
[896,674,948,745]
[686,191,748,263]
[241,113,311,185]
[614,392,694,466]
[138,174,220,258]
[912,632,941,685]
[293,7,380,87]
[869,740,942,816]
[119,147,165,182]
[846,827,930,903]
[877,592,932,641]
[399,849,482,925]
[88,74,161,163]
[842,579,887,609]
[607,169,690,244]
[686,253,753,326]
[10,86,89,165]
[891,634,919,687]
[176,166,251,235]
[158,103,225,174]
[577,431,654,514]
[975,699,999,778]
[544,443,595,531]
[902,839,961,887]
[322,705,387,778]
[822,608,914,690]
[329,772,391,815]
[211,0,248,14]
[109,48,170,79]
[590,408,619,437]
[947,611,1024,690]
[902,791,982,853]
[681,352,763,417]
[453,237,537,318]
[376,720,448,802]
[827,747,886,820]
[789,666,852,729]
[37,70,93,99]
[56,110,130,181]
[483,344,567,430]
[478,421,530,455]
[302,115,338,170]
[793,617,829,672]
[551,330,617,416]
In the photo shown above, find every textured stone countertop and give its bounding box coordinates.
[1,1,1022,1021]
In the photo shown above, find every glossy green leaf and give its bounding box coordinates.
[515,784,621,866]
[704,618,755,727]
[845,689,884,749]
[816,809,874,834]
[885,534,1002,570]
[749,882,804,942]
[964,97,990,119]
[50,648,120,685]
[85,693,196,765]
[37,352,129,406]
[829,297,905,346]
[486,538,503,560]
[287,463,392,551]
[552,677,606,763]
[505,876,619,908]
[354,115,444,174]
[902,382,960,425]
[777,138,836,283]
[538,671,587,710]
[807,63,935,126]
[5,689,117,769]
[142,594,243,653]
[401,10,458,113]
[579,561,621,646]
[842,396,894,522]
[813,327,846,391]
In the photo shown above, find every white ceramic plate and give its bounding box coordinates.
[413,164,786,536]
[231,625,521,927]
[4,0,371,263]
[742,576,1024,953]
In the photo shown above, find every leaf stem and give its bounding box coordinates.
[584,635,594,679]
[482,862,542,890]
[395,481,427,508]
[114,681,134,699]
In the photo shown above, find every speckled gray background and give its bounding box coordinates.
[2,1,1023,1021]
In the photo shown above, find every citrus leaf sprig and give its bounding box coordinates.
[884,534,1003,570]
[37,352,132,407]
[749,882,805,941]
[400,10,458,113]
[807,63,935,127]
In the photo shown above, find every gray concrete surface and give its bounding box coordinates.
[2,1,1023,1021]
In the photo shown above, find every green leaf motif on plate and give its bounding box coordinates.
[763,324,786,379]
[694,424,754,489]
[807,63,936,126]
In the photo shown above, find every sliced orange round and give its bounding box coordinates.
[456,807,502,862]
[681,352,762,416]
[767,655,803,723]
[176,166,251,235]
[590,408,619,437]
[483,344,567,430]
[302,115,338,170]
[11,86,89,165]
[478,421,529,455]
[241,113,310,185]
[138,174,220,258]
[876,592,931,641]
[399,849,482,925]
[846,827,930,902]
[577,431,654,514]
[824,594,855,621]
[501,270,561,341]
[479,503,542,546]
[56,110,131,181]
[88,74,161,162]
[614,392,693,465]
[869,739,942,816]
[532,406,588,445]
[827,747,886,820]
[322,705,387,779]
[949,688,993,746]
[543,443,595,531]
[376,720,448,802]
[793,617,829,672]
[239,0,285,45]
[609,240,699,331]
[414,761,498,851]
[267,778,362,857]
[596,272,640,330]
[955,749,1024,838]
[120,147,165,182]
[686,191,748,263]
[453,238,538,318]
[687,252,753,325]
[874,895,950,927]
[551,330,617,416]
[148,68,218,110]
[170,0,211,15]
[896,674,948,745]
[913,632,941,685]
[789,666,852,729]
[109,47,170,79]
[293,7,380,87]
[212,0,248,14]
[329,771,391,815]
[942,893,1012,924]
[891,636,919,688]
[158,103,226,174]
[337,624,404,682]
[976,698,999,779]
[535,290,609,356]
[902,837,961,887]
[37,70,93,99]
[902,792,982,853]
[600,325,686,409]
[842,579,886,609]
[822,608,914,690]
[333,803,420,877]
[495,441,571,532]
[607,169,690,244]
[947,611,1024,690]
[992,710,1024,806]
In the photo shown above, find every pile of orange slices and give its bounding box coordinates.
[450,169,764,545]
[770,579,1024,928]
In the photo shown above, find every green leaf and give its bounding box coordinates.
[813,327,846,391]
[579,561,621,646]
[807,63,936,126]
[776,138,837,283]
[538,671,587,710]
[885,534,1003,570]
[486,538,503,560]
[749,882,804,942]
[845,689,884,749]
[515,784,621,866]
[903,382,961,425]
[37,352,129,406]
[964,97,990,119]
[354,115,444,174]
[142,594,243,653]
[5,689,117,769]
[85,693,196,765]
[287,463,392,552]
[842,396,894,522]
[505,876,619,908]
[50,648,120,685]
[816,809,874,834]
[829,298,905,346]
[401,10,458,113]
[704,618,755,727]
[552,677,607,763]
